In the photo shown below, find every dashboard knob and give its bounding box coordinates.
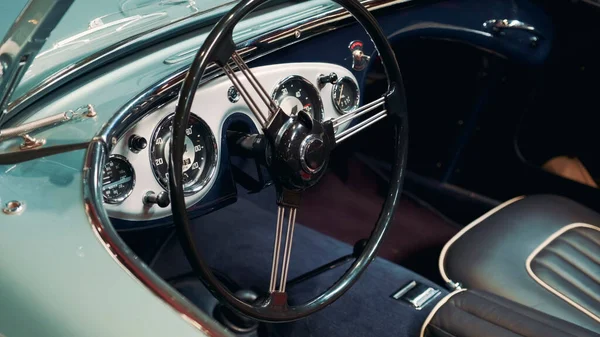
[318,72,338,85]
[144,191,170,208]
[129,135,147,152]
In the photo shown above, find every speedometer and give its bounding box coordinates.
[272,75,324,121]
[150,113,217,195]
[102,155,135,204]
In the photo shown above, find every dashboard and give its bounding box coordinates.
[67,0,553,231]
[102,62,359,222]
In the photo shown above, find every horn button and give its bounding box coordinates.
[300,135,325,173]
[265,109,332,191]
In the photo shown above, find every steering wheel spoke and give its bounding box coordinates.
[269,203,298,294]
[331,96,388,143]
[219,51,279,128]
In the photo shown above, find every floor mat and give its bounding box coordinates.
[296,158,459,282]
[152,197,448,337]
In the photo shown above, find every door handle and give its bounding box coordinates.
[483,19,542,38]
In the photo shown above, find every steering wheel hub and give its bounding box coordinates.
[265,109,332,191]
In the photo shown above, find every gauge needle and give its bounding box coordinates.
[102,176,132,190]
[338,84,344,106]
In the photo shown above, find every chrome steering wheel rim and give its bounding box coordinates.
[169,0,409,323]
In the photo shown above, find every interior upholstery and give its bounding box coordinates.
[440,195,600,333]
[422,290,600,337]
[528,224,600,321]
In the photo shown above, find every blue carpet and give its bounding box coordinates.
[152,189,447,337]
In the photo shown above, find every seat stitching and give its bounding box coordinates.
[543,247,600,284]
[555,236,600,265]
[570,228,600,249]
[525,223,600,323]
[428,324,460,337]
[465,292,579,337]
[533,259,600,305]
[447,297,528,337]
[474,291,581,337]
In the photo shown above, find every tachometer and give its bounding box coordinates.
[102,155,135,204]
[272,75,324,121]
[150,113,217,195]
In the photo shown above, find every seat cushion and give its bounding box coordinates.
[421,289,600,337]
[440,194,600,333]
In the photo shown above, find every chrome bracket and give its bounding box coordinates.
[19,134,46,150]
[446,280,463,291]
[392,281,442,310]
[483,19,543,40]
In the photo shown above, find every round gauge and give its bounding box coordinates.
[272,75,324,121]
[332,77,360,114]
[102,155,135,204]
[150,113,217,195]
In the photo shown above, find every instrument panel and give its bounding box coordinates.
[103,62,360,222]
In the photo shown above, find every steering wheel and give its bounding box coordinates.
[169,0,408,323]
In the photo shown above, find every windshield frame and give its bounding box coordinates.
[1,0,239,126]
[1,0,401,127]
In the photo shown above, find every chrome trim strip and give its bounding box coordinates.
[419,289,467,337]
[5,0,412,124]
[164,4,336,65]
[83,139,230,337]
[438,196,525,288]
[525,223,600,323]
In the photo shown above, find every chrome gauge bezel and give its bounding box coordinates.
[149,112,218,196]
[102,154,136,204]
[271,75,324,121]
[331,76,360,114]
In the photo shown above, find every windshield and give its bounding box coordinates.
[11,0,236,103]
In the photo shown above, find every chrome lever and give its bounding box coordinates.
[483,19,542,38]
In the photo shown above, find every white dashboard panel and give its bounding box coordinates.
[105,62,358,221]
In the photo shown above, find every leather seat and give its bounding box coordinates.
[421,289,600,337]
[439,194,600,333]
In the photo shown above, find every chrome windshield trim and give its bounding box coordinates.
[4,0,411,125]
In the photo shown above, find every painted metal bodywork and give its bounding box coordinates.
[0,0,552,336]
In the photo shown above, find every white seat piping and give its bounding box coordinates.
[438,196,525,287]
[525,222,600,323]
[419,289,468,337]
